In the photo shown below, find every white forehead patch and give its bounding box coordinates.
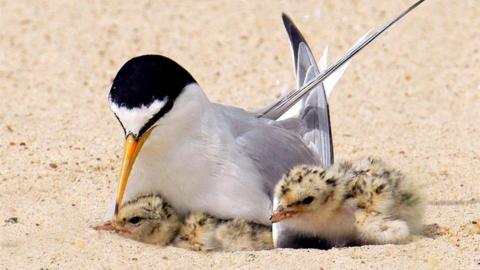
[110,99,167,137]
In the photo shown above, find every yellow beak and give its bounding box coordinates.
[114,129,152,215]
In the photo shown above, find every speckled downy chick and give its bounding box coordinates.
[271,157,424,246]
[95,194,181,245]
[96,194,272,251]
[174,213,273,252]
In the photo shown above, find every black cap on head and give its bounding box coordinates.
[109,55,196,137]
[109,55,196,109]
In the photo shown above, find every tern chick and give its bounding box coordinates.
[96,194,181,245]
[97,194,272,251]
[174,213,273,252]
[272,157,424,246]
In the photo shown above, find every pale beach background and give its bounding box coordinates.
[1,0,479,269]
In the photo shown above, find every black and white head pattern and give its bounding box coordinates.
[109,55,196,138]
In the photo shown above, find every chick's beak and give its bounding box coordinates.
[270,205,302,223]
[94,222,116,232]
[114,129,152,216]
[94,222,131,234]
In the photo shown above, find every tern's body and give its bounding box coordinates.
[115,83,316,224]
[106,15,354,248]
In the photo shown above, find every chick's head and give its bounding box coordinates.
[111,194,181,245]
[272,165,342,222]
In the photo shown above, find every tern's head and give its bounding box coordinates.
[109,55,195,139]
[97,194,181,245]
[271,165,343,223]
[108,55,197,215]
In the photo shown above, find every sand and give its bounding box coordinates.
[1,0,479,269]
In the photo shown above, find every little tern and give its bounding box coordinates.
[104,0,425,248]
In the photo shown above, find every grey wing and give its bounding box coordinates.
[282,13,319,90]
[279,13,334,168]
[235,126,317,197]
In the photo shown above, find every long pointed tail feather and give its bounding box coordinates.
[260,0,426,119]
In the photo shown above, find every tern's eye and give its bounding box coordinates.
[301,196,315,205]
[128,216,143,224]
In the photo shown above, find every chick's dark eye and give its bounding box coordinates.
[375,184,386,194]
[128,216,143,224]
[302,196,314,205]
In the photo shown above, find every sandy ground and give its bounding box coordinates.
[1,0,479,269]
